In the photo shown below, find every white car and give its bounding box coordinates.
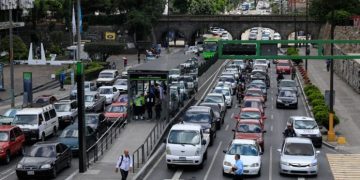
[185,46,199,54]
[233,60,245,70]
[286,116,322,148]
[203,93,226,113]
[219,75,237,93]
[223,139,262,176]
[254,59,270,68]
[113,79,127,93]
[216,81,233,95]
[98,86,120,104]
[278,137,320,176]
[274,33,281,40]
[213,87,232,108]
[96,69,119,87]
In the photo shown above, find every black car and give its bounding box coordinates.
[85,113,108,137]
[16,142,72,179]
[276,89,298,109]
[199,102,224,130]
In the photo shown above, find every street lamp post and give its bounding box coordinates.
[0,0,34,108]
[327,10,336,141]
[305,0,309,71]
[294,0,298,48]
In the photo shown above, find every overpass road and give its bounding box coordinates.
[143,62,336,180]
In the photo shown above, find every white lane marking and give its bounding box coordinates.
[271,103,274,110]
[225,124,229,131]
[64,170,79,180]
[198,60,228,90]
[204,141,223,180]
[0,171,15,180]
[171,169,183,180]
[271,114,273,120]
[298,177,306,180]
[270,125,273,132]
[144,153,165,180]
[269,146,273,180]
[1,168,13,175]
[196,60,229,106]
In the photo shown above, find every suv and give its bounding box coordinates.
[0,126,25,164]
[54,100,78,128]
[286,116,322,148]
[70,81,97,100]
[13,104,59,142]
[96,69,119,87]
[182,106,217,146]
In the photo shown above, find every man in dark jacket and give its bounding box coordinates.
[283,124,296,137]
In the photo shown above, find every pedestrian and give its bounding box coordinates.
[231,154,244,180]
[134,95,143,120]
[140,93,145,120]
[59,71,66,90]
[326,59,331,72]
[137,52,141,64]
[146,92,155,119]
[115,149,133,180]
[112,62,117,70]
[283,124,296,137]
[155,97,162,120]
[123,57,128,68]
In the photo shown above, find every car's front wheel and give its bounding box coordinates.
[51,167,57,178]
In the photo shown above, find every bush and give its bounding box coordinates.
[312,105,328,115]
[311,98,326,107]
[308,91,324,102]
[314,110,329,126]
[304,84,319,94]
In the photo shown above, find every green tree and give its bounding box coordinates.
[310,0,360,23]
[173,0,190,14]
[0,35,28,61]
[82,0,114,15]
[189,0,217,15]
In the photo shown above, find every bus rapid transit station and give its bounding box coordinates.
[127,52,194,122]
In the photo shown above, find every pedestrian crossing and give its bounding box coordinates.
[327,154,360,180]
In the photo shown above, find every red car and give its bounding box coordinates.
[276,60,291,74]
[243,88,265,103]
[239,108,267,124]
[242,98,265,116]
[0,126,25,164]
[233,119,266,151]
[104,103,128,125]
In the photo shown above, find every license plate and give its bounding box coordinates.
[27,171,34,175]
[179,157,186,160]
[285,104,289,106]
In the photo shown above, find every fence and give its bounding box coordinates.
[86,117,126,167]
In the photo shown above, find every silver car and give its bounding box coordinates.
[278,137,320,176]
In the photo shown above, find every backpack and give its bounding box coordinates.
[118,155,123,167]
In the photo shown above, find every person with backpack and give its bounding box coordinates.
[115,149,133,180]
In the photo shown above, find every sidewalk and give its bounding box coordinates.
[300,48,360,153]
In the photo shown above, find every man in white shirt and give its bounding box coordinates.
[115,149,133,180]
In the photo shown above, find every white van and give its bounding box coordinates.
[96,69,119,87]
[166,124,209,169]
[286,116,322,148]
[12,104,59,142]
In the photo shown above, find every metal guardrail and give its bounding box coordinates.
[85,117,126,167]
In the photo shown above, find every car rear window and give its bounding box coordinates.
[284,143,314,156]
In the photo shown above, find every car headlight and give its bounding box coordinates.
[17,164,23,169]
[316,132,322,137]
[166,147,171,155]
[250,163,259,167]
[277,99,282,102]
[310,160,318,167]
[223,161,232,166]
[195,148,201,156]
[280,161,289,165]
[0,147,4,153]
[40,164,52,169]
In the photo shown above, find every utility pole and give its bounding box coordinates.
[294,0,298,48]
[305,0,309,71]
[9,8,14,108]
[328,9,336,141]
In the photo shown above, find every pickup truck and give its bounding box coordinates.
[84,91,106,112]
[166,124,209,169]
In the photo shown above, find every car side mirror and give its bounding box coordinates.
[201,140,207,145]
[223,150,227,154]
[232,129,236,132]
[277,149,281,153]
[263,130,267,133]
[319,126,323,129]
[163,138,167,143]
[259,151,264,155]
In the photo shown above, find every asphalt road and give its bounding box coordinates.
[144,63,337,180]
[0,49,219,180]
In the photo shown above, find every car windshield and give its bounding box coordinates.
[203,43,217,51]
[243,101,259,108]
[294,120,318,129]
[227,144,258,156]
[3,109,17,118]
[107,105,127,113]
[13,115,37,125]
[60,129,78,138]
[85,115,98,124]
[26,145,56,157]
[204,96,223,104]
[255,60,267,64]
[284,143,314,156]
[240,111,261,119]
[213,89,230,96]
[220,77,235,83]
[280,81,296,87]
[183,112,211,123]
[237,124,262,133]
[99,88,112,94]
[99,73,113,78]
[168,130,200,145]
[246,90,262,97]
[54,104,71,112]
[170,70,180,75]
[279,91,296,98]
[278,62,289,66]
[115,79,127,85]
[0,132,9,142]
[84,95,94,102]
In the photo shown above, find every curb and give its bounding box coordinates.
[322,140,336,149]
